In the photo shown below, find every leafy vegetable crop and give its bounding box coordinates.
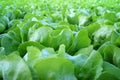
[0,0,120,80]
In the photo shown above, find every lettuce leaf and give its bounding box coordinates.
[0,52,33,80]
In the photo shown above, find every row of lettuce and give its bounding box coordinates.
[0,0,120,80]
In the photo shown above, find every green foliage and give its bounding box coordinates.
[0,0,120,80]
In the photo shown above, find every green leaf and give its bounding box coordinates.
[5,11,15,20]
[86,23,100,37]
[78,50,103,80]
[68,28,91,54]
[1,27,21,54]
[29,26,52,46]
[113,47,120,68]
[93,25,114,47]
[33,58,77,80]
[103,44,114,63]
[103,12,117,22]
[49,29,73,50]
[75,45,93,56]
[98,41,111,57]
[0,23,5,33]
[0,52,33,80]
[68,54,88,77]
[111,31,120,47]
[0,47,5,56]
[101,61,120,80]
[0,16,9,28]
[75,29,91,49]
[97,71,119,80]
[18,41,45,57]
[20,21,42,42]
[41,48,56,58]
[67,12,79,25]
[1,34,20,54]
[57,44,66,57]
[24,46,56,66]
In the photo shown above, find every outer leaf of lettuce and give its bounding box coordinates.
[75,29,91,49]
[20,21,42,42]
[1,34,20,54]
[111,31,120,47]
[98,41,111,57]
[86,23,100,38]
[68,28,91,54]
[29,27,74,50]
[33,57,77,80]
[113,46,120,68]
[24,46,57,80]
[0,23,6,33]
[98,42,120,67]
[29,26,52,46]
[93,25,114,46]
[75,45,93,56]
[67,12,79,25]
[24,46,57,64]
[0,52,33,80]
[18,41,45,57]
[97,71,119,80]
[97,61,120,80]
[0,16,9,29]
[1,27,21,54]
[0,47,5,56]
[49,29,73,50]
[102,44,114,63]
[24,45,77,80]
[77,50,103,80]
[103,12,117,22]
[58,45,103,80]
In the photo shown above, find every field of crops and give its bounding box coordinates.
[0,0,120,80]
